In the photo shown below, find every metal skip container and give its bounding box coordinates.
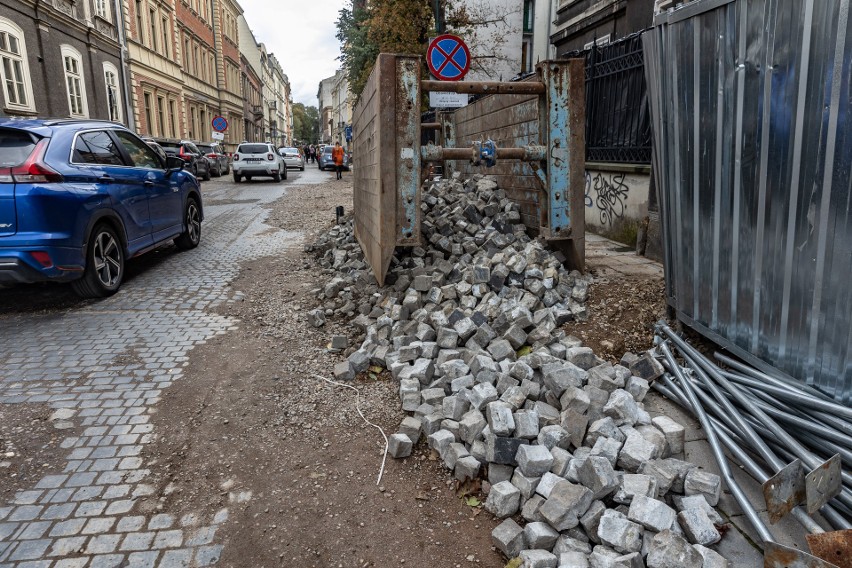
[644,0,852,403]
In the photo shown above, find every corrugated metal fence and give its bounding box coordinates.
[645,0,852,402]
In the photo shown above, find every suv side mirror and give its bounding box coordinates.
[165,156,185,172]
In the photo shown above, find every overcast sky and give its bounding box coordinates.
[239,0,348,107]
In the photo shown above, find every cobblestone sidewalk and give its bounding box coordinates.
[0,182,298,568]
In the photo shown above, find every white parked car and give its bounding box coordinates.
[232,143,287,183]
[278,147,305,171]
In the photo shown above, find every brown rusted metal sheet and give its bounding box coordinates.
[806,530,852,568]
[422,79,546,95]
[764,459,806,525]
[764,541,840,568]
[352,54,421,286]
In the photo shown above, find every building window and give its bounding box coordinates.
[183,35,190,69]
[168,99,177,136]
[103,63,122,122]
[189,105,196,138]
[156,95,165,135]
[61,45,88,117]
[161,17,170,58]
[149,8,158,51]
[135,0,145,45]
[143,91,153,134]
[0,19,35,112]
[193,44,199,75]
[523,0,534,34]
[95,0,110,20]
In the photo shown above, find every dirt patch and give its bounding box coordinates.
[563,272,667,362]
[143,180,503,567]
[0,403,70,500]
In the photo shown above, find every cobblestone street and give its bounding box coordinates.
[0,172,307,567]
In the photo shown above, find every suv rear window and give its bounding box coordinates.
[158,141,181,151]
[197,145,214,153]
[0,129,38,167]
[238,144,269,154]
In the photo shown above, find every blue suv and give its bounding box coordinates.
[0,119,203,298]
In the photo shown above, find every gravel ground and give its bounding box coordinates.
[143,176,504,567]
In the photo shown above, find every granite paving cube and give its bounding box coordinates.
[603,390,641,426]
[522,494,547,523]
[557,551,590,568]
[524,521,560,551]
[333,360,355,381]
[459,410,487,444]
[597,514,643,554]
[398,416,422,443]
[443,396,470,422]
[673,494,723,525]
[454,455,481,481]
[629,353,665,382]
[539,480,593,531]
[625,376,650,402]
[614,474,658,505]
[538,425,571,451]
[485,435,525,465]
[484,480,521,518]
[553,534,592,555]
[486,402,516,436]
[518,549,558,568]
[536,471,563,499]
[577,456,619,500]
[579,500,606,544]
[628,494,676,532]
[645,530,703,568]
[617,431,659,472]
[388,433,413,458]
[512,469,541,499]
[677,508,721,545]
[492,518,525,558]
[684,469,722,506]
[427,429,455,459]
[489,463,515,485]
[516,444,554,477]
[468,382,499,410]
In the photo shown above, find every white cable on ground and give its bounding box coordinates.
[311,373,389,486]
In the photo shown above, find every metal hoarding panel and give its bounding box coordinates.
[646,0,852,402]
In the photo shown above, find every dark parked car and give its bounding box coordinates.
[0,119,203,297]
[197,142,229,177]
[145,138,211,181]
[317,145,350,171]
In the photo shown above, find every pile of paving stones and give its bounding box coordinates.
[306,173,589,333]
[310,174,730,567]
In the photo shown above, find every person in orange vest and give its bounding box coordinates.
[332,141,345,180]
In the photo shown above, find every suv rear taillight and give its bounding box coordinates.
[267,153,274,161]
[11,139,63,183]
[0,167,13,183]
[233,154,239,161]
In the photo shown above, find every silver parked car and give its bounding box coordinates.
[278,147,305,171]
[232,142,286,183]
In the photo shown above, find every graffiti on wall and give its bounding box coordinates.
[585,171,630,226]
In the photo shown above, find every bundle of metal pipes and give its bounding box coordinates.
[651,323,851,568]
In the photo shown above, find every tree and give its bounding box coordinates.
[292,103,319,144]
[336,0,521,97]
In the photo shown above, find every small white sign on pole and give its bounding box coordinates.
[211,131,225,141]
[430,91,469,109]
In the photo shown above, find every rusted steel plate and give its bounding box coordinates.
[806,455,842,515]
[764,459,806,524]
[352,54,421,286]
[806,530,852,568]
[764,541,840,568]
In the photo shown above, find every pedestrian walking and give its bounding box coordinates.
[303,144,311,163]
[332,141,345,180]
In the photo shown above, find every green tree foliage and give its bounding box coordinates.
[292,103,319,144]
[337,0,434,97]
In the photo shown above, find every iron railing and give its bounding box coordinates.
[565,31,651,164]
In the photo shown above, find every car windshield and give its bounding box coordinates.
[323,147,333,154]
[184,142,201,154]
[282,148,299,154]
[0,129,38,167]
[238,144,269,154]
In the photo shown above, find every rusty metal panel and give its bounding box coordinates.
[353,55,396,286]
[352,54,422,286]
[394,56,421,246]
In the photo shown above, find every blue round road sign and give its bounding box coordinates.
[212,116,228,132]
[427,34,471,81]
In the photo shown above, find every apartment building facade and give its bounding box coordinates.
[0,0,128,122]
